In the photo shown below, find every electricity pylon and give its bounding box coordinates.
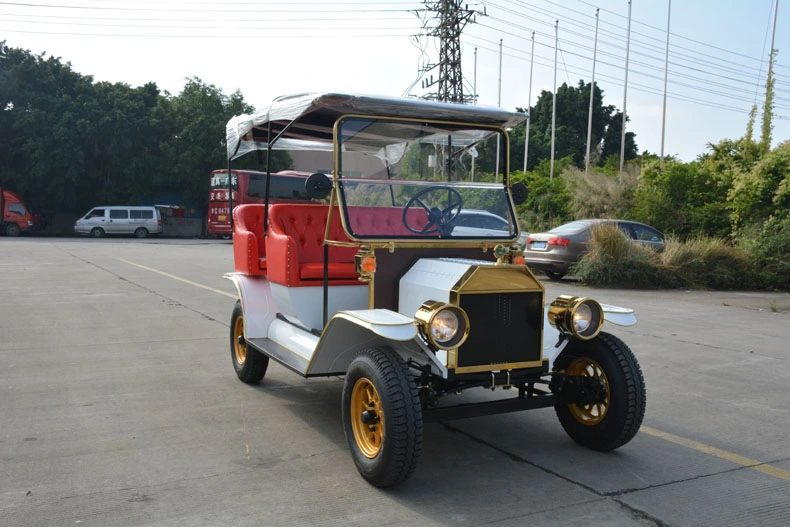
[420,1,480,103]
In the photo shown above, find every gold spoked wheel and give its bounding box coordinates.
[233,314,246,365]
[350,377,384,458]
[566,357,610,425]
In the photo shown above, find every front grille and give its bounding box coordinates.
[457,291,543,369]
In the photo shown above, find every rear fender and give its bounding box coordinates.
[224,272,277,339]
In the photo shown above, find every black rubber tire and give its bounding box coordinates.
[90,227,105,238]
[134,227,149,239]
[4,223,21,236]
[553,332,646,451]
[545,270,566,280]
[230,300,268,384]
[342,348,423,488]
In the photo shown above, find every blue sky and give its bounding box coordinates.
[3,0,787,162]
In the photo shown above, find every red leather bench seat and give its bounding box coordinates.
[266,204,360,287]
[235,203,435,285]
[232,204,268,276]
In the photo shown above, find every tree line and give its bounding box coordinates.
[0,42,264,219]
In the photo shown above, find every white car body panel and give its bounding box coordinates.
[398,258,483,317]
[269,282,367,331]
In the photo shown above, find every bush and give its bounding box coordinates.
[749,215,790,290]
[563,166,637,220]
[572,223,666,288]
[661,236,751,289]
[574,224,761,289]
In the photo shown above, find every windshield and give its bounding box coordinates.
[336,117,517,240]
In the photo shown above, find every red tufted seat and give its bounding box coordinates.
[232,204,268,275]
[266,204,361,287]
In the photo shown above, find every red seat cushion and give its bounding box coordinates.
[300,262,358,280]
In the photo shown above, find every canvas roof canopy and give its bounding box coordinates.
[226,92,528,161]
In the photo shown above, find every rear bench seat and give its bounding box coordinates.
[266,204,360,287]
[235,203,434,285]
[232,204,268,276]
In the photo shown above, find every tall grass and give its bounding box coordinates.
[661,236,750,289]
[572,223,752,289]
[572,223,666,288]
[563,166,639,220]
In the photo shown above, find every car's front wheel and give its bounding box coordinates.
[342,348,423,487]
[553,332,645,451]
[4,223,21,236]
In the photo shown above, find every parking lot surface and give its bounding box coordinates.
[1,238,789,526]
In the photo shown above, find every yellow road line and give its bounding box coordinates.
[641,426,790,481]
[118,258,237,299]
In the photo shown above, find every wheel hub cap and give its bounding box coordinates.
[350,378,384,458]
[566,357,610,425]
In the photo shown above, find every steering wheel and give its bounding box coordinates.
[403,185,464,235]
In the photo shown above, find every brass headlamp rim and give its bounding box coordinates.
[548,295,603,340]
[414,300,471,350]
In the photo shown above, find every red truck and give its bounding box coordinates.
[1,187,40,236]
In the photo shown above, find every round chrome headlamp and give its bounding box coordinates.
[414,301,470,350]
[548,295,603,340]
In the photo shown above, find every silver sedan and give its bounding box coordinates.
[523,219,664,280]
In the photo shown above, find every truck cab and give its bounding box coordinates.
[1,188,40,236]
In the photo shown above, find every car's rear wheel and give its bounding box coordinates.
[134,227,149,238]
[342,348,422,487]
[230,300,268,384]
[553,332,645,451]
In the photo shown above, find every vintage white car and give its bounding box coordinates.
[223,93,646,487]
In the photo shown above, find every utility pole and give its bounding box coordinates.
[585,8,600,177]
[619,0,632,184]
[550,20,558,182]
[660,0,671,163]
[496,38,503,180]
[523,31,535,174]
[420,0,479,103]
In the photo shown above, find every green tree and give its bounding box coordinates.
[600,111,638,165]
[508,80,632,172]
[729,141,790,232]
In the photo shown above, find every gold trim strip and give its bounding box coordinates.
[453,359,545,374]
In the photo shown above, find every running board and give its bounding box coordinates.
[246,337,309,376]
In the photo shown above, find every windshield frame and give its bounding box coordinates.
[330,113,520,245]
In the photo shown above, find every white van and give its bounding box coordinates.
[74,206,163,238]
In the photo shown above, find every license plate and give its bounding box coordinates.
[531,241,547,249]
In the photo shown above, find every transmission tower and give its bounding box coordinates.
[420,1,480,103]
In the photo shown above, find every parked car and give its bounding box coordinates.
[74,205,163,238]
[523,219,664,280]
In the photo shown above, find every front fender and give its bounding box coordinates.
[307,309,420,375]
[543,302,637,370]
